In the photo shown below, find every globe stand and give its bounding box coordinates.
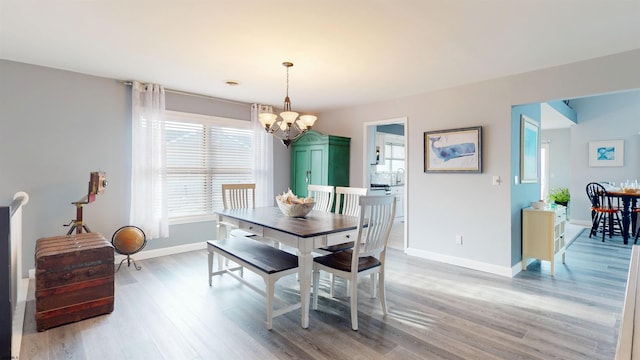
[116,254,141,272]
[112,225,147,273]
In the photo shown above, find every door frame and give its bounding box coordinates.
[362,117,408,251]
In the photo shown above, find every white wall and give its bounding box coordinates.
[316,49,640,276]
[541,128,572,192]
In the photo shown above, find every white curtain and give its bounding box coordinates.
[251,104,275,207]
[131,81,169,239]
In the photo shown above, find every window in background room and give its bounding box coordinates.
[383,141,405,172]
[165,111,254,223]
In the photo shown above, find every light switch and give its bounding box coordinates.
[492,176,501,186]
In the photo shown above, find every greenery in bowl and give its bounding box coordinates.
[548,187,570,206]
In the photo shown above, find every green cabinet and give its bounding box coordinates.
[290,130,350,198]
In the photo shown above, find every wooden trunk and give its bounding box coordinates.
[35,233,114,331]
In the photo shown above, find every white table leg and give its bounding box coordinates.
[297,247,313,329]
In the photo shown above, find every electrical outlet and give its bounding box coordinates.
[456,235,463,245]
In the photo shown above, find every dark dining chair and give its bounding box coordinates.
[586,182,622,241]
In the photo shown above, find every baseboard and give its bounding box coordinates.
[27,242,208,277]
[405,247,514,277]
[114,241,207,264]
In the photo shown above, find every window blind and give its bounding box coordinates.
[165,112,254,222]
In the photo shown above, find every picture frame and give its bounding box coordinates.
[520,115,540,183]
[424,126,482,173]
[588,139,624,167]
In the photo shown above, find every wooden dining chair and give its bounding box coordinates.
[312,195,396,330]
[335,186,369,217]
[586,182,622,241]
[633,205,640,244]
[324,186,368,296]
[308,184,334,213]
[221,183,256,238]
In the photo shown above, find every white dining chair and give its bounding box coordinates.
[335,186,368,216]
[312,195,396,330]
[325,186,369,296]
[221,183,256,238]
[308,184,334,213]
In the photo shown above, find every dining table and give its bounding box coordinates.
[215,206,359,328]
[606,189,640,244]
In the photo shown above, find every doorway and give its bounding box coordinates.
[363,117,408,252]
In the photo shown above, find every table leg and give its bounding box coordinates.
[632,198,638,238]
[298,249,313,329]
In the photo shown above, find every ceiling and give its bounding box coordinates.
[2,1,640,114]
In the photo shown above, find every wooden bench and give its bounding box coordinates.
[206,237,300,329]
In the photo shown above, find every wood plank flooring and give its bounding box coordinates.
[19,228,632,359]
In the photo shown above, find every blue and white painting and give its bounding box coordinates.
[596,146,615,161]
[589,140,624,167]
[424,127,481,172]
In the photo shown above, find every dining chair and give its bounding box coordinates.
[312,195,396,331]
[308,184,334,213]
[586,182,622,241]
[633,205,640,244]
[221,183,256,238]
[324,186,368,296]
[335,186,369,216]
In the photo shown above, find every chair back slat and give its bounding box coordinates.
[308,185,334,212]
[335,186,368,216]
[222,184,256,210]
[353,196,396,262]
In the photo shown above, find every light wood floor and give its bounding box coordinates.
[20,228,632,360]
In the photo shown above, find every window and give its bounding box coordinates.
[165,111,254,222]
[383,140,405,172]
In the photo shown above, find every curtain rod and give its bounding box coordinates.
[121,81,250,106]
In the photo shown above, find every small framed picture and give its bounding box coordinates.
[424,126,482,173]
[589,140,624,167]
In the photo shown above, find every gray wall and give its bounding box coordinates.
[0,60,289,276]
[316,49,640,276]
[4,48,640,277]
[568,91,640,223]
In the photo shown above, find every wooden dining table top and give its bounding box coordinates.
[216,207,359,238]
[607,189,640,198]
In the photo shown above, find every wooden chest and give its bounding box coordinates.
[35,233,114,331]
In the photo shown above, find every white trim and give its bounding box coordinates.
[114,242,207,263]
[406,247,515,277]
[27,242,207,278]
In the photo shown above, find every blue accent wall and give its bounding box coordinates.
[511,104,542,266]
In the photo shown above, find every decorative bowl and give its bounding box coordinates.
[530,201,547,210]
[276,198,315,217]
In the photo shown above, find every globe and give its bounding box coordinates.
[112,226,146,255]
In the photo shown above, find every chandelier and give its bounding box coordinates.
[259,62,317,147]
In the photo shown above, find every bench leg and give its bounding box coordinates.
[207,247,213,286]
[266,278,275,330]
